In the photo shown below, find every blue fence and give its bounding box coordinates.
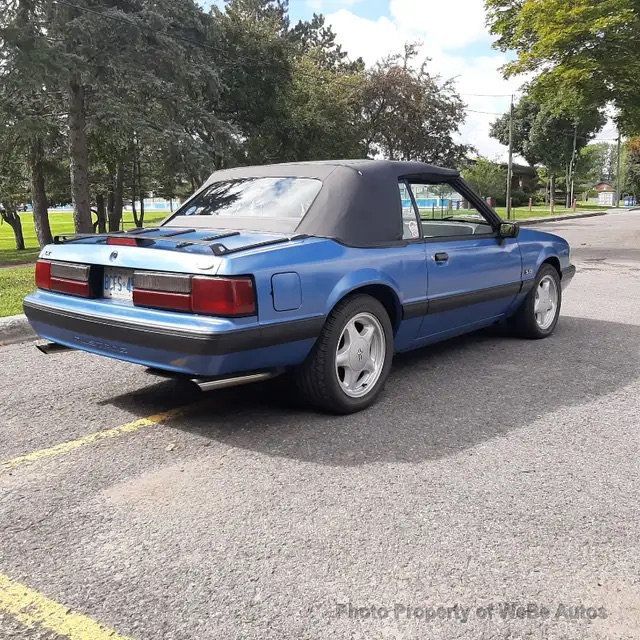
[402,198,464,210]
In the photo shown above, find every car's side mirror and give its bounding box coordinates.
[499,222,519,239]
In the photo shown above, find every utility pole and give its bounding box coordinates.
[506,94,514,220]
[615,133,622,207]
[569,123,578,209]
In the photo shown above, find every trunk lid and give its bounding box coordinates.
[44,227,289,274]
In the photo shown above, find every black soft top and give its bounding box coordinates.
[173,160,461,246]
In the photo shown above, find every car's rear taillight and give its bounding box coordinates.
[35,259,52,289]
[35,259,95,298]
[132,272,256,317]
[191,276,255,316]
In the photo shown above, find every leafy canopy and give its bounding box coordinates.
[485,0,640,133]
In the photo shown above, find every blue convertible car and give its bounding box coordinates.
[24,160,575,413]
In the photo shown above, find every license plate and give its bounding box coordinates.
[103,268,134,301]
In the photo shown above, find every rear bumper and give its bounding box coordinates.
[24,296,323,377]
[561,264,576,289]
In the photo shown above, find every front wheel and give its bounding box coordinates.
[511,264,562,339]
[295,294,394,413]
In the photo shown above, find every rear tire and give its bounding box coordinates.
[296,294,394,414]
[511,264,562,339]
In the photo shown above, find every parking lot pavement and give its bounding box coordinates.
[1,211,639,640]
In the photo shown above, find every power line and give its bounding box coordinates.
[460,92,515,98]
[466,108,505,116]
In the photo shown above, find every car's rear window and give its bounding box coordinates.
[173,177,322,220]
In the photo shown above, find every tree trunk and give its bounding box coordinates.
[95,193,107,233]
[108,171,124,232]
[137,153,145,227]
[550,174,556,214]
[565,165,571,209]
[139,192,145,227]
[68,75,92,233]
[131,136,141,227]
[0,207,26,250]
[107,175,115,231]
[28,137,53,247]
[131,170,138,228]
[111,163,124,231]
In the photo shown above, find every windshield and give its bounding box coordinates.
[174,177,322,220]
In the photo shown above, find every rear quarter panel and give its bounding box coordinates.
[217,237,428,345]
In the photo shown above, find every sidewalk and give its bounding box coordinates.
[520,207,636,226]
[519,210,608,226]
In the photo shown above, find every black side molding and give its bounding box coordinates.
[402,280,524,319]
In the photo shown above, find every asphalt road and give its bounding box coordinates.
[1,210,639,640]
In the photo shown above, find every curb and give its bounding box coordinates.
[0,314,36,346]
[519,211,608,226]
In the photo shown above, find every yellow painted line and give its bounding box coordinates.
[0,572,133,640]
[1,407,185,473]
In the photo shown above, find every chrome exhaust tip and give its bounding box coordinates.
[145,368,283,392]
[192,370,282,392]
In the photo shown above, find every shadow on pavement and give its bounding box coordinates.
[104,315,640,466]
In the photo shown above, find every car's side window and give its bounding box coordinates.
[398,181,420,240]
[406,182,494,239]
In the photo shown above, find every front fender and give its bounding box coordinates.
[518,229,571,276]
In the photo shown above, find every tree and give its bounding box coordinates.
[0,0,56,247]
[360,45,469,166]
[212,0,293,166]
[462,159,507,200]
[528,106,605,207]
[490,96,541,166]
[42,0,232,233]
[265,54,366,162]
[490,94,605,207]
[573,143,613,196]
[485,0,640,134]
[0,142,28,251]
[625,137,640,200]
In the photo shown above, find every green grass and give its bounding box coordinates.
[418,202,610,223]
[494,203,610,220]
[0,265,34,317]
[0,210,168,266]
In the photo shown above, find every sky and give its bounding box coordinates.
[289,0,523,160]
[207,0,619,161]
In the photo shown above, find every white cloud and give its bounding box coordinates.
[389,0,489,50]
[325,3,526,161]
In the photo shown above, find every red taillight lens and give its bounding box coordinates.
[191,276,255,316]
[50,278,92,297]
[107,237,139,247]
[132,273,256,317]
[36,259,93,298]
[132,289,192,311]
[35,260,52,290]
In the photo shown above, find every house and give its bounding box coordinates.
[508,164,538,192]
[594,182,616,206]
[594,181,615,193]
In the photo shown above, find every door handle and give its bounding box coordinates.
[434,252,449,263]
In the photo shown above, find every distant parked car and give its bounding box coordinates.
[24,160,575,413]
